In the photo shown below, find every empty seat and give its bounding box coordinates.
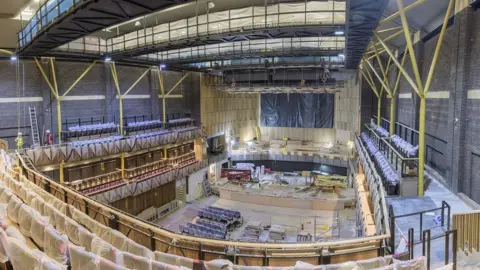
[124,251,151,270]
[44,226,69,264]
[18,204,36,237]
[154,251,195,268]
[126,238,153,259]
[53,209,67,235]
[69,244,98,270]
[78,226,95,252]
[111,229,128,251]
[65,217,81,245]
[30,214,51,248]
[7,237,67,270]
[7,195,23,224]
[91,236,124,266]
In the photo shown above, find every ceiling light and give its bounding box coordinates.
[338,53,345,58]
[104,56,112,62]
[334,30,344,35]
[208,1,215,9]
[134,21,141,27]
[160,64,166,70]
[10,56,17,61]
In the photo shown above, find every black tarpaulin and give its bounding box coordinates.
[260,93,334,128]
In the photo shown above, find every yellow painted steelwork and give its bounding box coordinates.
[34,57,97,144]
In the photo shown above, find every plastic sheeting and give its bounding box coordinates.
[260,93,334,128]
[127,238,153,258]
[69,244,98,270]
[43,226,69,264]
[78,226,95,252]
[91,236,125,266]
[65,217,81,245]
[7,237,67,270]
[7,195,23,224]
[30,214,51,248]
[124,252,151,270]
[155,251,195,268]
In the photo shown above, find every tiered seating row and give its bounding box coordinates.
[65,123,118,139]
[198,206,241,226]
[180,222,226,240]
[5,151,447,269]
[361,133,400,193]
[125,120,163,132]
[371,123,389,137]
[355,136,390,236]
[391,135,419,157]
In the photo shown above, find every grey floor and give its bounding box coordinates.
[387,178,473,268]
[157,196,357,243]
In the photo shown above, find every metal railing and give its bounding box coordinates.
[137,37,345,62]
[106,2,345,54]
[373,116,448,178]
[189,55,345,69]
[18,0,82,48]
[16,152,391,266]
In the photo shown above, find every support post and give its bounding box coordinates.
[59,160,64,183]
[418,97,426,196]
[377,89,383,126]
[390,96,396,136]
[121,152,125,179]
[56,100,62,144]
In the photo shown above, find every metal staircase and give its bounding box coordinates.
[28,107,41,147]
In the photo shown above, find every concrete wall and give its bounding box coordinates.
[187,167,208,202]
[362,7,480,203]
[0,59,200,148]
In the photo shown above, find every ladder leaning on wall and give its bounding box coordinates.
[28,107,41,147]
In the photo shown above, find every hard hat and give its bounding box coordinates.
[46,130,50,133]
[18,132,22,136]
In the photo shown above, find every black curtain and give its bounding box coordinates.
[261,93,334,128]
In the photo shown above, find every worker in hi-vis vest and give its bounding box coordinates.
[15,132,23,149]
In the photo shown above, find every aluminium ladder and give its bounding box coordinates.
[28,106,41,147]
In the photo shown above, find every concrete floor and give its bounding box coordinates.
[387,178,473,268]
[157,195,357,243]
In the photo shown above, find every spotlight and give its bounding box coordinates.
[104,56,112,62]
[160,64,166,70]
[338,53,345,58]
[10,55,17,61]
[134,21,141,27]
[334,30,344,35]
[208,1,215,9]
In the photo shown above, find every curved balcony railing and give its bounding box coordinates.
[17,152,390,265]
[18,0,81,48]
[106,1,345,54]
[136,37,345,63]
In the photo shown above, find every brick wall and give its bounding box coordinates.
[0,59,198,148]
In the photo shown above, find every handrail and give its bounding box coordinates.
[17,151,390,249]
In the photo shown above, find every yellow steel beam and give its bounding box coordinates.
[397,0,424,97]
[360,69,379,98]
[110,63,123,135]
[61,60,97,99]
[122,67,152,97]
[156,68,167,125]
[59,161,64,183]
[389,47,409,136]
[121,152,125,180]
[377,88,384,126]
[378,0,426,26]
[366,29,404,53]
[165,72,191,97]
[50,58,59,97]
[377,26,403,34]
[363,59,391,96]
[364,49,387,61]
[373,44,393,96]
[0,49,13,55]
[373,32,420,96]
[424,0,454,95]
[34,58,58,99]
[393,46,409,97]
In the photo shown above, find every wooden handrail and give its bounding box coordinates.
[16,152,390,249]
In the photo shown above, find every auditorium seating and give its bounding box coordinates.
[70,135,124,147]
[180,221,227,239]
[198,206,242,226]
[371,124,389,137]
[361,132,400,195]
[125,120,163,132]
[391,135,419,157]
[65,122,118,139]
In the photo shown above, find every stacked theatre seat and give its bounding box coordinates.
[66,123,118,139]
